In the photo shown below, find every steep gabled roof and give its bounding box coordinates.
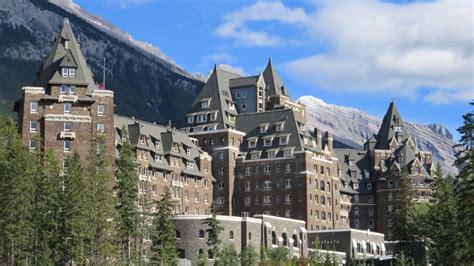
[35,18,98,94]
[186,66,241,130]
[262,58,289,97]
[375,101,410,149]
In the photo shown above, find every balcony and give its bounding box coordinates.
[59,131,76,139]
[172,181,183,188]
[58,95,78,103]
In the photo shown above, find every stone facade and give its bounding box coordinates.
[14,19,115,166]
[308,229,387,261]
[173,214,308,263]
[180,61,348,231]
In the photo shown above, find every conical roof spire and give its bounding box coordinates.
[375,101,410,149]
[262,57,288,97]
[35,17,98,94]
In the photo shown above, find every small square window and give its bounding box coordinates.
[30,102,38,113]
[97,104,105,116]
[64,140,72,152]
[30,121,38,132]
[64,103,72,114]
[97,123,105,133]
[64,122,72,132]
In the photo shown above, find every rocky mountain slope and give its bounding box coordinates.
[299,96,458,174]
[0,0,203,122]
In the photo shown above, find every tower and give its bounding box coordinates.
[14,18,114,166]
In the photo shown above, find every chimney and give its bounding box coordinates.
[314,127,322,149]
[324,131,333,152]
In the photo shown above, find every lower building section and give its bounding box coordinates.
[173,214,308,264]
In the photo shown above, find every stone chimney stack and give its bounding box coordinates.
[314,127,323,149]
[324,131,333,152]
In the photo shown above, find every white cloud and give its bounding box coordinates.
[218,0,473,104]
[215,1,311,47]
[104,0,154,9]
[285,0,474,104]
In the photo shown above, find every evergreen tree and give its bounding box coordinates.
[239,244,259,266]
[57,152,88,265]
[203,203,223,264]
[269,246,289,265]
[454,101,474,262]
[150,187,178,265]
[309,237,325,265]
[115,126,139,265]
[425,165,459,264]
[84,135,117,264]
[197,249,208,266]
[0,118,36,264]
[219,243,238,266]
[137,188,154,264]
[389,168,416,261]
[33,149,62,265]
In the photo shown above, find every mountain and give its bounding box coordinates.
[298,96,458,175]
[0,0,203,122]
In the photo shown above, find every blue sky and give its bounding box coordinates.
[74,0,472,140]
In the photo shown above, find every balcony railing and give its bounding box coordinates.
[58,95,78,103]
[59,131,76,139]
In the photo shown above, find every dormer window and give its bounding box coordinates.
[186,161,194,169]
[279,135,289,145]
[260,124,268,133]
[283,149,292,157]
[250,152,260,160]
[267,150,276,158]
[155,155,162,163]
[263,137,273,147]
[61,68,75,78]
[229,102,235,110]
[139,135,146,145]
[186,148,191,156]
[395,125,402,132]
[172,143,179,151]
[187,115,194,124]
[248,138,257,148]
[197,114,207,123]
[155,140,161,149]
[276,122,284,131]
[62,68,68,77]
[201,99,211,109]
[209,112,217,121]
[353,182,359,190]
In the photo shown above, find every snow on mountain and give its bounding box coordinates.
[298,96,458,174]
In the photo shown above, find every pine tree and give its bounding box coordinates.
[309,237,325,265]
[454,101,474,262]
[57,152,88,265]
[219,243,238,266]
[150,187,178,265]
[389,168,416,262]
[137,188,153,264]
[33,149,62,265]
[425,165,459,264]
[0,118,36,264]
[115,126,139,265]
[203,203,223,264]
[84,135,117,264]
[239,244,259,266]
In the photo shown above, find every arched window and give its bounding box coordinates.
[198,229,205,238]
[272,231,277,245]
[321,197,326,205]
[292,234,298,247]
[282,233,288,246]
[320,181,325,191]
[229,230,234,240]
[327,182,331,192]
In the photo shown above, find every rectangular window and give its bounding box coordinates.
[68,68,75,78]
[283,150,291,157]
[264,165,271,173]
[279,136,288,145]
[64,103,72,114]
[248,139,257,148]
[155,155,162,163]
[241,91,247,98]
[62,68,69,78]
[64,40,69,49]
[245,197,251,206]
[97,123,105,133]
[267,150,276,158]
[28,139,36,151]
[60,85,67,94]
[155,140,161,149]
[64,140,71,152]
[201,100,209,109]
[97,104,105,116]
[236,92,241,98]
[187,116,193,124]
[69,86,75,95]
[30,121,38,132]
[30,102,38,113]
[263,180,271,190]
[263,195,271,204]
[64,122,72,132]
[354,219,360,228]
[276,123,284,131]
